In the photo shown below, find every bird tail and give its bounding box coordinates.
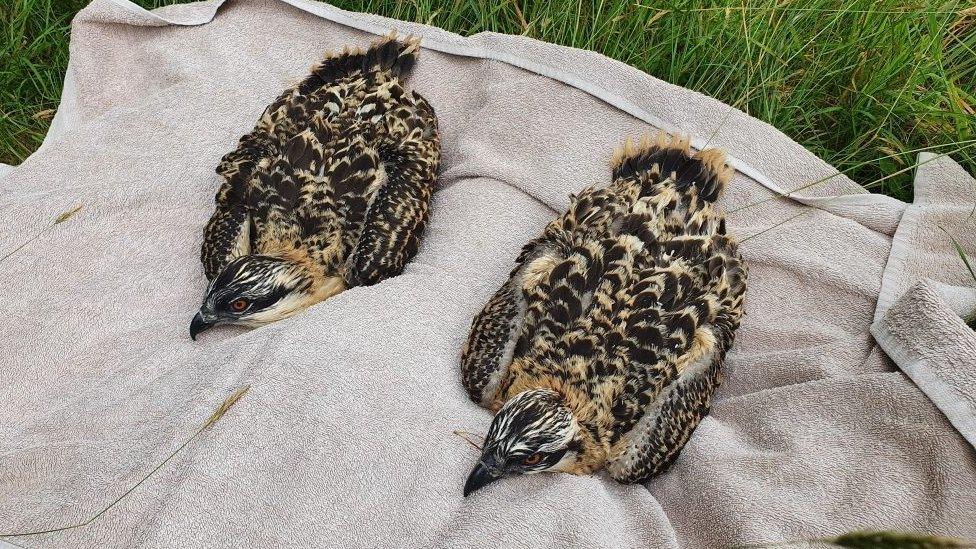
[611,133,732,204]
[310,32,420,83]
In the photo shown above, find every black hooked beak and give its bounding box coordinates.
[189,312,215,341]
[463,456,503,497]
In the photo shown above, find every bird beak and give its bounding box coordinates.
[189,311,214,341]
[463,457,503,497]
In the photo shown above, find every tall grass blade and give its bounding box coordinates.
[941,226,976,330]
[940,228,976,284]
[735,530,975,548]
[831,530,975,548]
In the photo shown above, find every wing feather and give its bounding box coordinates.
[344,91,439,286]
[606,239,745,483]
[459,183,632,407]
[200,35,421,279]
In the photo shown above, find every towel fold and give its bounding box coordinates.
[873,280,976,451]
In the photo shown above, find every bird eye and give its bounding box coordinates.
[231,298,249,312]
[522,453,543,466]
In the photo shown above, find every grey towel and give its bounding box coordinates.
[871,151,976,454]
[1,0,974,547]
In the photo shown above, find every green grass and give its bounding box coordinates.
[2,0,975,201]
[946,228,976,329]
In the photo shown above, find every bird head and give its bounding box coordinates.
[463,389,584,497]
[190,254,333,340]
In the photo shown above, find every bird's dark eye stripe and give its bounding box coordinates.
[221,284,291,313]
[246,285,292,311]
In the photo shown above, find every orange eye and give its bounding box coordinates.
[231,299,249,312]
[523,453,543,466]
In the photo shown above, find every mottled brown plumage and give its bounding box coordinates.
[461,134,746,495]
[191,34,440,339]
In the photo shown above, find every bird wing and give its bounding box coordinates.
[459,238,601,408]
[603,237,746,484]
[596,136,747,484]
[200,34,419,280]
[201,69,323,280]
[343,89,440,287]
[459,183,634,408]
[249,116,336,257]
[201,179,251,280]
[460,276,529,408]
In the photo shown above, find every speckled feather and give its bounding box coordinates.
[200,34,440,289]
[461,134,747,484]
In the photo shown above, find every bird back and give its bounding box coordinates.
[461,134,746,484]
[201,35,438,282]
[498,134,745,432]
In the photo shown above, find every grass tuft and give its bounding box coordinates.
[1,0,974,202]
[941,226,976,329]
[332,0,975,201]
[830,531,976,548]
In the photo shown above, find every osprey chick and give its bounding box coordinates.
[191,35,440,339]
[460,134,746,496]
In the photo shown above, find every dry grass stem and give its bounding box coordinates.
[738,211,809,245]
[31,108,55,121]
[729,141,976,216]
[54,204,82,224]
[0,204,83,265]
[452,429,485,451]
[0,385,251,539]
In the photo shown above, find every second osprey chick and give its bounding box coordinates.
[191,35,440,339]
[460,134,747,496]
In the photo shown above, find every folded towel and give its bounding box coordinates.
[871,149,976,454]
[873,280,976,451]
